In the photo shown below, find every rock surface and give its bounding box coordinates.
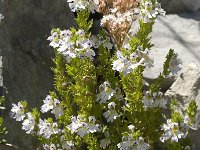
[165,65,200,149]
[143,10,200,90]
[0,0,76,150]
[158,0,200,13]
[165,65,200,108]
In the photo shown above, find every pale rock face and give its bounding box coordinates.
[165,65,200,108]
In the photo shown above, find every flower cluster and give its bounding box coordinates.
[103,102,119,122]
[38,119,60,139]
[10,102,26,121]
[67,115,100,137]
[140,1,166,23]
[22,112,35,134]
[90,34,113,50]
[67,0,98,13]
[47,29,95,62]
[112,46,154,75]
[117,125,150,150]
[96,81,116,103]
[142,91,167,110]
[96,81,123,103]
[41,95,63,119]
[160,119,187,143]
[43,139,74,150]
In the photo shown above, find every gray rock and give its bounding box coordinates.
[165,65,200,107]
[158,0,200,13]
[143,11,200,91]
[165,65,200,149]
[0,0,76,150]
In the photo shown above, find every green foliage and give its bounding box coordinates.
[10,1,198,149]
[186,100,198,120]
[75,9,93,36]
[0,96,7,144]
[149,49,176,92]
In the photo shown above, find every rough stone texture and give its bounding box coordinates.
[0,0,76,150]
[143,10,200,89]
[165,65,200,149]
[165,65,200,107]
[158,0,200,13]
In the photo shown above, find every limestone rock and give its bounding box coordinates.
[143,10,200,91]
[0,0,76,150]
[158,0,200,13]
[165,65,200,107]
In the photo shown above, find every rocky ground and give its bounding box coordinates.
[0,0,199,149]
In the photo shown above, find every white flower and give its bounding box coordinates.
[118,136,149,150]
[117,140,133,150]
[67,0,97,13]
[136,47,154,68]
[112,51,133,75]
[41,95,63,119]
[38,119,60,139]
[88,116,100,133]
[80,40,96,61]
[47,31,60,48]
[90,35,113,49]
[142,91,167,110]
[41,95,54,113]
[43,143,57,150]
[169,53,182,75]
[51,99,63,119]
[67,115,100,137]
[67,0,88,12]
[67,115,82,133]
[10,102,26,121]
[128,124,135,131]
[88,0,98,13]
[142,91,154,109]
[103,102,118,122]
[97,81,116,104]
[22,112,35,134]
[184,146,191,150]
[60,30,71,39]
[160,119,185,143]
[0,14,4,22]
[140,1,165,23]
[112,50,144,75]
[123,43,131,50]
[155,3,166,16]
[76,122,89,137]
[152,92,167,109]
